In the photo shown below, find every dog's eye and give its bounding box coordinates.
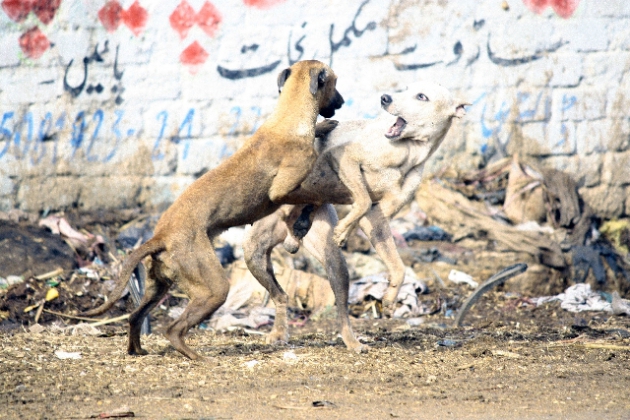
[416,93,429,101]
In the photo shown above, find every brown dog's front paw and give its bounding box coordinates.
[127,347,149,356]
[315,119,339,137]
[332,226,349,247]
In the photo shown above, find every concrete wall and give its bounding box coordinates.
[1,0,629,217]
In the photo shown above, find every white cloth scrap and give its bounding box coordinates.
[532,283,611,313]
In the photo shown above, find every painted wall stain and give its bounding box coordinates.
[170,0,196,39]
[180,41,209,72]
[243,0,285,9]
[120,1,148,36]
[19,26,50,59]
[1,0,61,24]
[98,0,123,32]
[97,0,147,36]
[31,0,61,24]
[196,1,221,37]
[170,1,221,39]
[523,0,579,19]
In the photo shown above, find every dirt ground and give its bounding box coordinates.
[2,297,630,420]
[2,204,630,420]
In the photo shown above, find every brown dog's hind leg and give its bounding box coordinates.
[359,204,406,308]
[244,212,291,344]
[127,268,170,356]
[164,241,229,361]
[302,204,366,353]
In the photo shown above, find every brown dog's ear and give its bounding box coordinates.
[309,68,327,95]
[277,68,291,93]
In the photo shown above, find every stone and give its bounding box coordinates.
[579,185,625,219]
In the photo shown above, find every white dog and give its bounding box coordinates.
[243,81,468,351]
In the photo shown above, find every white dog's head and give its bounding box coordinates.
[380,81,469,142]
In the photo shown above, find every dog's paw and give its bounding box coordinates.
[127,348,149,356]
[332,226,349,247]
[315,119,339,137]
[351,343,369,354]
[382,284,402,308]
[266,330,289,345]
[283,235,300,254]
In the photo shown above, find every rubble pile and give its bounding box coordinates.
[1,155,629,334]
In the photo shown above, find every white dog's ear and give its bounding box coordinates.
[455,102,471,118]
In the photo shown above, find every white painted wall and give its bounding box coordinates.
[1,0,629,217]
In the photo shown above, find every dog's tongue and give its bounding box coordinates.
[385,117,406,139]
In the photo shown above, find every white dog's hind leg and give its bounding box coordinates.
[303,204,366,353]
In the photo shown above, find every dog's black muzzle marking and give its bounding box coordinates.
[320,90,345,118]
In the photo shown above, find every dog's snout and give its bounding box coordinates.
[381,94,392,106]
[335,91,345,109]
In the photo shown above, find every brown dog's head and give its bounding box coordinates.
[277,60,344,118]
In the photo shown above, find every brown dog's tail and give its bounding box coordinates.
[81,238,165,317]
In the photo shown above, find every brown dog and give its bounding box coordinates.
[83,60,344,360]
[244,81,467,351]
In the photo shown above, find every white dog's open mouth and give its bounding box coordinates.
[385,117,407,139]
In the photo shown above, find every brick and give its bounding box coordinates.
[0,32,21,68]
[543,154,602,188]
[508,121,553,157]
[0,198,13,212]
[77,176,141,211]
[583,52,630,83]
[585,2,630,17]
[548,53,584,87]
[175,137,231,176]
[52,28,91,65]
[1,68,64,105]
[601,151,630,186]
[607,19,630,50]
[508,121,576,156]
[17,176,80,212]
[606,74,630,118]
[556,19,610,52]
[577,119,630,155]
[123,66,182,102]
[0,175,15,196]
[551,88,608,122]
[580,184,625,219]
[138,176,195,209]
